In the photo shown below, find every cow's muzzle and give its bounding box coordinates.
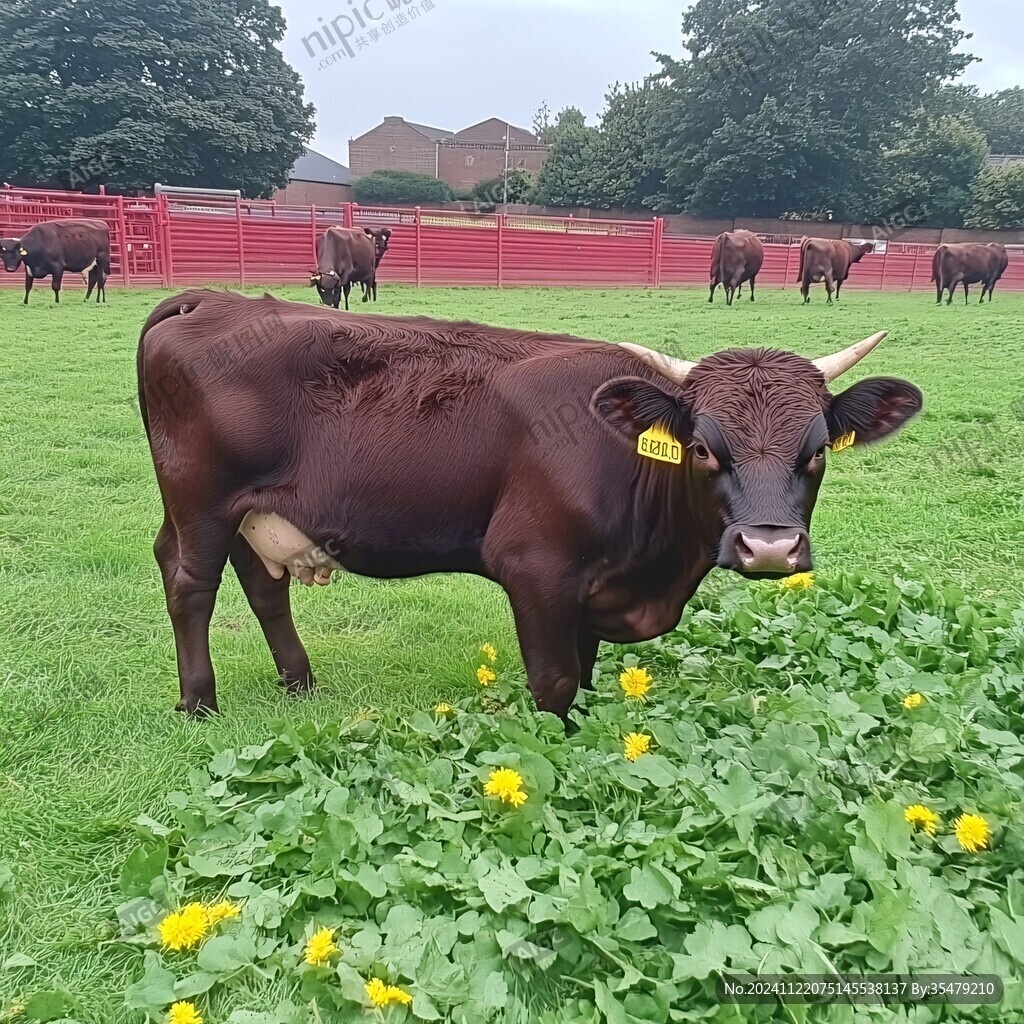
[718,525,812,578]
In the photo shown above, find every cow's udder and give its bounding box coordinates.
[239,511,341,586]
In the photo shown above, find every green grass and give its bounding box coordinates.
[1,284,1023,1020]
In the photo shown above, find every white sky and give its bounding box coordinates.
[272,0,1022,162]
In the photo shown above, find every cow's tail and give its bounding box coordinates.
[136,289,211,441]
[930,246,944,283]
[709,234,724,283]
[796,237,808,283]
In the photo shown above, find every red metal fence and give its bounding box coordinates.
[2,186,1022,293]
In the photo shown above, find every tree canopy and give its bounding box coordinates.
[0,0,315,196]
[652,0,975,219]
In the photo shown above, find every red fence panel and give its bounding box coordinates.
[2,186,1023,294]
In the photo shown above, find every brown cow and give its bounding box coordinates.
[709,230,764,305]
[0,219,110,304]
[138,290,921,719]
[310,226,390,310]
[797,238,873,304]
[931,243,1008,305]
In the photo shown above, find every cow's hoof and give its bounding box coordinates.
[279,672,316,696]
[175,696,220,718]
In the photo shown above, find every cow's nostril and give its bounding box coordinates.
[735,535,756,566]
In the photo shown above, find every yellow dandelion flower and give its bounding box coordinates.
[779,572,814,590]
[902,692,925,709]
[619,666,652,700]
[205,900,241,926]
[304,926,338,966]
[483,767,528,808]
[434,702,456,716]
[480,643,498,663]
[365,977,413,1007]
[623,732,652,762]
[904,804,940,836]
[167,1002,203,1024]
[476,665,496,686]
[954,814,992,853]
[158,903,209,952]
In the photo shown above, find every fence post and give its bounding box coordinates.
[783,242,794,290]
[879,241,888,290]
[310,204,318,271]
[235,197,245,286]
[497,213,504,288]
[415,206,422,288]
[651,217,663,288]
[344,203,354,229]
[159,194,174,287]
[116,195,129,287]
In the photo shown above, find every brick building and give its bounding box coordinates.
[271,147,353,205]
[349,116,550,193]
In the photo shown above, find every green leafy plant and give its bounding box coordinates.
[110,574,1023,1021]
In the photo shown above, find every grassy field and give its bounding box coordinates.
[1,283,1023,1020]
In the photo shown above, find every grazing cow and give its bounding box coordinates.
[931,243,1008,305]
[138,290,922,718]
[797,238,873,304]
[709,230,764,305]
[310,226,391,310]
[0,219,111,304]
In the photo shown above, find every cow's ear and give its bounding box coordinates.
[827,377,922,446]
[381,228,391,238]
[362,227,374,237]
[591,376,693,445]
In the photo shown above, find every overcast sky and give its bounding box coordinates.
[274,0,1022,161]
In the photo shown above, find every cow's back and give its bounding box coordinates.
[139,291,650,553]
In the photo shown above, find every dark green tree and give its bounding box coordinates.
[653,0,975,217]
[876,114,987,227]
[967,164,1024,229]
[588,82,667,210]
[0,0,315,196]
[472,170,535,210]
[532,108,602,208]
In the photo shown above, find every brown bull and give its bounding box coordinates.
[0,218,110,304]
[138,290,922,719]
[709,230,764,305]
[798,238,873,304]
[932,243,1008,305]
[310,226,391,310]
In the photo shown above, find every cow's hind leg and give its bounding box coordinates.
[23,272,33,305]
[84,268,97,302]
[154,514,233,715]
[708,281,718,303]
[749,277,756,302]
[51,269,63,303]
[229,534,314,695]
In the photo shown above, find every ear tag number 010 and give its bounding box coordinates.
[831,431,856,453]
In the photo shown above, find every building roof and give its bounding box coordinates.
[403,120,455,142]
[985,154,1024,169]
[289,147,351,185]
[455,118,538,143]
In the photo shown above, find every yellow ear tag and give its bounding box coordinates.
[831,431,856,452]
[19,248,28,256]
[637,423,682,464]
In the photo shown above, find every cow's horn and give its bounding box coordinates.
[619,342,698,385]
[812,331,887,383]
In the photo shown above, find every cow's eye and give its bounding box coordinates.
[693,442,710,461]
[812,446,826,462]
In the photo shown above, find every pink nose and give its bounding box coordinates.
[736,531,803,573]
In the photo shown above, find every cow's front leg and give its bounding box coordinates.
[504,574,584,719]
[23,271,33,305]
